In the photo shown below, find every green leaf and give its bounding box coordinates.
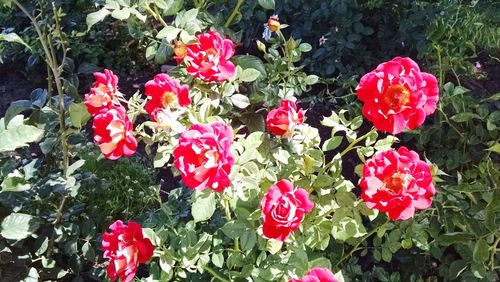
[111,8,131,20]
[266,239,282,254]
[154,146,171,168]
[191,190,216,223]
[66,160,85,177]
[240,229,257,251]
[4,100,32,125]
[240,68,261,82]
[221,221,246,239]
[230,94,250,109]
[1,213,40,240]
[86,8,111,31]
[448,260,467,279]
[156,25,181,42]
[1,170,30,192]
[232,55,267,77]
[212,252,224,268]
[69,103,91,128]
[322,136,342,151]
[486,143,500,153]
[0,115,44,153]
[472,238,489,264]
[298,43,312,52]
[0,32,31,49]
[258,0,275,10]
[304,75,319,85]
[450,112,480,123]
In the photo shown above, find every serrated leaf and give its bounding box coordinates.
[1,213,40,240]
[0,32,31,49]
[258,0,275,10]
[69,103,91,128]
[240,68,261,82]
[191,190,216,223]
[0,116,43,153]
[230,94,250,109]
[86,8,111,31]
[472,238,489,263]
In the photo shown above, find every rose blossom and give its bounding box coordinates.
[84,69,119,116]
[266,100,305,137]
[144,73,190,119]
[290,268,340,282]
[93,105,137,160]
[261,179,314,241]
[102,220,154,282]
[173,122,235,192]
[183,31,236,82]
[360,147,436,220]
[356,57,439,134]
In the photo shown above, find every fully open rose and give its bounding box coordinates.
[290,268,340,282]
[360,147,436,220]
[356,57,439,134]
[173,122,235,192]
[183,31,236,82]
[266,100,305,137]
[261,179,314,241]
[102,220,154,282]
[84,69,119,116]
[93,105,137,160]
[144,73,190,118]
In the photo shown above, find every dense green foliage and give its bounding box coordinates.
[0,0,498,281]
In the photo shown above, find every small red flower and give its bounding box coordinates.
[84,69,119,116]
[360,147,436,220]
[261,179,314,241]
[183,31,236,82]
[144,73,190,119]
[290,268,340,282]
[356,57,439,134]
[266,100,305,137]
[102,220,154,282]
[93,105,137,160]
[173,122,235,192]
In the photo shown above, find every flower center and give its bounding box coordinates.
[384,84,410,107]
[161,91,177,108]
[382,172,412,194]
[206,48,217,57]
[268,17,280,32]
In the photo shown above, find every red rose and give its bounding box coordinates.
[144,73,190,119]
[261,179,314,241]
[290,268,340,282]
[360,147,436,220]
[266,100,305,137]
[84,69,119,116]
[93,105,137,160]
[356,57,439,134]
[184,31,236,82]
[173,122,235,192]
[102,220,154,282]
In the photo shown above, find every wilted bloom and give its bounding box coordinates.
[360,147,436,220]
[151,108,185,134]
[102,220,154,282]
[84,69,119,116]
[261,179,314,241]
[173,40,187,64]
[263,14,280,41]
[144,73,190,119]
[266,100,305,138]
[173,122,235,192]
[183,31,236,82]
[290,268,340,282]
[356,57,439,134]
[93,105,137,160]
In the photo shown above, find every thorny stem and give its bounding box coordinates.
[144,3,167,27]
[224,0,244,28]
[201,264,231,282]
[13,0,71,258]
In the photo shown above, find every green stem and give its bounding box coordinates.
[144,4,167,26]
[340,130,375,157]
[224,0,244,28]
[335,219,389,268]
[223,197,240,253]
[201,264,231,282]
[490,234,500,270]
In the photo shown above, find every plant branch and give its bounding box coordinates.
[201,264,231,282]
[224,0,244,28]
[340,129,375,157]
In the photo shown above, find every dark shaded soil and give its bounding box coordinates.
[0,61,46,117]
